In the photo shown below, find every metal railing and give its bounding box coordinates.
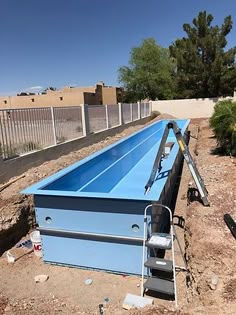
[87,105,107,133]
[0,102,151,160]
[53,106,83,143]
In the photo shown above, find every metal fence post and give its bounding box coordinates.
[149,101,152,116]
[0,141,2,161]
[137,101,141,119]
[81,104,90,136]
[118,103,123,126]
[0,151,3,181]
[105,104,109,129]
[50,107,57,145]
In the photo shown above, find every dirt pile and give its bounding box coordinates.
[184,120,236,314]
[0,195,34,256]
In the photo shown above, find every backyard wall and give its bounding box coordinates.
[0,82,123,109]
[151,95,236,118]
[0,117,150,184]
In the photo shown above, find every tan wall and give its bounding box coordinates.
[95,84,103,105]
[102,86,117,104]
[0,84,123,109]
[60,86,95,93]
[151,96,236,118]
[0,91,86,108]
[84,92,100,105]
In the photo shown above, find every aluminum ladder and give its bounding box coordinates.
[144,120,210,206]
[141,204,187,308]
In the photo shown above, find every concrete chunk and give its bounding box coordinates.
[122,293,153,310]
[34,274,49,283]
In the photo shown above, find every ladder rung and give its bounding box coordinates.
[144,277,174,296]
[146,233,172,249]
[144,257,173,272]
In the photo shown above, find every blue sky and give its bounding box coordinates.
[0,0,235,95]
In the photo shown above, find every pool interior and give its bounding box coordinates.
[39,119,188,195]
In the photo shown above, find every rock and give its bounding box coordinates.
[211,274,219,285]
[4,306,12,312]
[34,274,49,283]
[6,251,15,263]
[209,274,219,290]
[84,278,93,285]
[209,283,216,290]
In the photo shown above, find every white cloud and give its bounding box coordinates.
[28,86,43,90]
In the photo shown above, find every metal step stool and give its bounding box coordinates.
[141,204,187,308]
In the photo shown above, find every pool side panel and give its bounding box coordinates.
[34,196,150,238]
[150,128,189,235]
[41,234,146,275]
[34,196,151,275]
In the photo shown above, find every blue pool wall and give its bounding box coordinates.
[23,119,189,201]
[40,120,167,192]
[22,119,190,275]
[34,195,151,275]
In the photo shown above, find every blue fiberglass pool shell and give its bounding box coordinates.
[22,119,190,275]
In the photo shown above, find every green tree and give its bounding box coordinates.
[210,100,236,156]
[170,11,236,98]
[118,38,175,101]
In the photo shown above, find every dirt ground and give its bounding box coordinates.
[0,116,235,314]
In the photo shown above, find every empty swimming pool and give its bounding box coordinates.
[23,119,190,275]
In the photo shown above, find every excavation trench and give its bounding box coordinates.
[0,195,35,256]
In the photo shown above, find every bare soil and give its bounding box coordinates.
[0,116,235,314]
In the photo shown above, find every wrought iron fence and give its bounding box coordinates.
[121,103,132,124]
[0,102,151,160]
[141,102,150,118]
[0,108,54,159]
[53,106,83,143]
[87,105,107,133]
[107,104,120,128]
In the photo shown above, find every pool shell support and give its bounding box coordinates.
[22,119,190,275]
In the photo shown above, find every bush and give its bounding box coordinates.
[150,110,161,120]
[210,100,236,156]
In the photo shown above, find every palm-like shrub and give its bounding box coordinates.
[210,100,236,156]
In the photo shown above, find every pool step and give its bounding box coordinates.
[143,277,174,296]
[144,257,173,273]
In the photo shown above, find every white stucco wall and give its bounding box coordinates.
[151,95,236,118]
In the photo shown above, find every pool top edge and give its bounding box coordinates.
[21,119,190,201]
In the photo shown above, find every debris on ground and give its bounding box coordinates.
[34,275,49,283]
[122,294,153,310]
[6,251,15,263]
[84,278,93,285]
